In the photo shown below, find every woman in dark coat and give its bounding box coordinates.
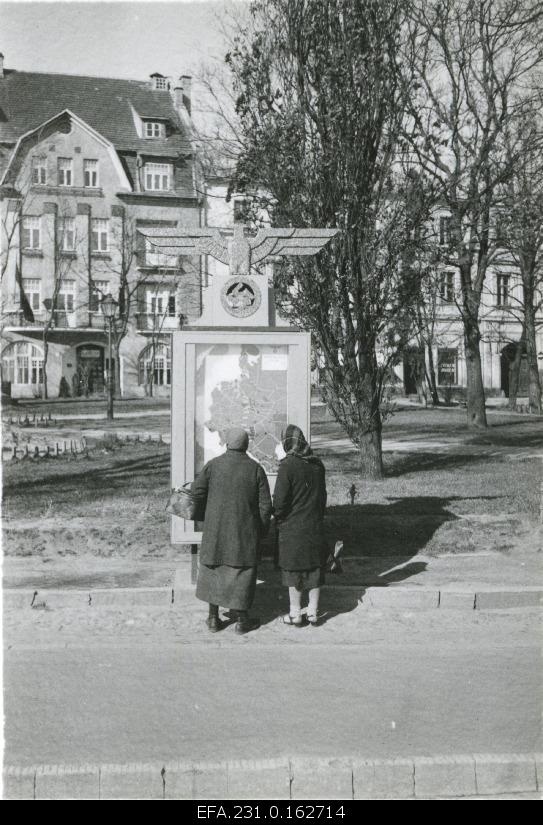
[273,424,328,626]
[192,427,272,635]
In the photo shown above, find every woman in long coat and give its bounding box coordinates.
[192,427,272,635]
[273,424,328,626]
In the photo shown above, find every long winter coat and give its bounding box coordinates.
[192,449,272,567]
[273,454,328,571]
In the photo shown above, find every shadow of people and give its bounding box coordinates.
[253,495,465,627]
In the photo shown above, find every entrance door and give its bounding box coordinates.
[403,348,424,395]
[75,345,105,397]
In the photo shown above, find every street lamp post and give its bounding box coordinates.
[100,293,118,421]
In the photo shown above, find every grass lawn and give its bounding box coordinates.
[2,406,541,560]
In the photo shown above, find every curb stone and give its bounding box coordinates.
[289,758,353,800]
[353,757,414,800]
[414,756,476,798]
[3,753,539,800]
[99,762,164,800]
[3,586,542,611]
[35,764,100,800]
[474,753,538,795]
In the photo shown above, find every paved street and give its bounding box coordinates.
[4,608,541,767]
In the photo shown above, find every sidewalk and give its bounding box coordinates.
[4,527,541,611]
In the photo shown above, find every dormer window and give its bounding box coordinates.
[144,162,172,191]
[145,121,164,139]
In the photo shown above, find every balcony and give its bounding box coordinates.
[135,312,179,332]
[2,310,45,329]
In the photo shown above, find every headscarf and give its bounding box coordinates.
[225,427,249,452]
[282,424,313,459]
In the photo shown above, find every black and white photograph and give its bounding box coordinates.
[0,0,542,803]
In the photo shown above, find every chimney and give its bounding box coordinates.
[150,72,168,91]
[0,53,4,79]
[174,75,192,116]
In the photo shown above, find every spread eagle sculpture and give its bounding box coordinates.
[137,224,338,277]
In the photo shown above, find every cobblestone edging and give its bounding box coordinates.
[3,753,541,799]
[3,586,542,611]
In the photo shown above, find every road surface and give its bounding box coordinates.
[4,607,541,766]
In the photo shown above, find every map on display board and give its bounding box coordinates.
[195,343,288,473]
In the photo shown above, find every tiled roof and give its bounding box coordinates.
[0,69,192,155]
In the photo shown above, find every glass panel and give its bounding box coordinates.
[195,343,289,474]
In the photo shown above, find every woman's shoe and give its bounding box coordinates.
[206,616,225,633]
[235,616,261,635]
[282,614,304,627]
[306,614,319,626]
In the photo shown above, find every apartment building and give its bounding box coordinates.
[399,210,543,401]
[0,55,203,398]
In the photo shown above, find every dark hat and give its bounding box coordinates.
[226,427,249,451]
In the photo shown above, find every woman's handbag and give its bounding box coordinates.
[166,482,199,520]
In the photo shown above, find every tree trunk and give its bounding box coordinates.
[356,394,383,479]
[358,427,383,479]
[464,326,487,428]
[525,304,542,414]
[507,334,524,411]
[426,343,440,406]
[114,340,122,398]
[42,334,49,400]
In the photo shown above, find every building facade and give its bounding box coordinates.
[0,57,203,399]
[397,209,543,402]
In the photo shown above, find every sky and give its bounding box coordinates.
[0,1,241,119]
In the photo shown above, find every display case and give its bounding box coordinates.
[171,329,311,543]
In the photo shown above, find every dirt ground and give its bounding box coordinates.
[2,406,542,560]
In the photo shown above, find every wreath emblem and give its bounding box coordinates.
[220,277,262,318]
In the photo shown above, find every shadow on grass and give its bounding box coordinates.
[3,451,171,499]
[254,494,487,628]
[384,450,493,478]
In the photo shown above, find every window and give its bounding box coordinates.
[58,158,73,186]
[57,280,76,313]
[91,219,109,252]
[22,216,41,249]
[233,199,248,224]
[150,294,164,315]
[2,342,44,385]
[144,163,171,191]
[497,274,510,307]
[32,156,47,185]
[494,212,508,245]
[154,76,168,90]
[22,278,41,311]
[440,271,455,303]
[144,122,163,139]
[437,348,458,386]
[439,215,451,245]
[147,288,176,317]
[58,218,76,252]
[90,280,110,312]
[84,159,99,188]
[138,342,171,386]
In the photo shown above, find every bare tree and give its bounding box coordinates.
[498,107,543,413]
[403,0,543,427]
[226,0,431,478]
[41,203,79,399]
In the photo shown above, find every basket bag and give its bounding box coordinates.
[166,482,198,520]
